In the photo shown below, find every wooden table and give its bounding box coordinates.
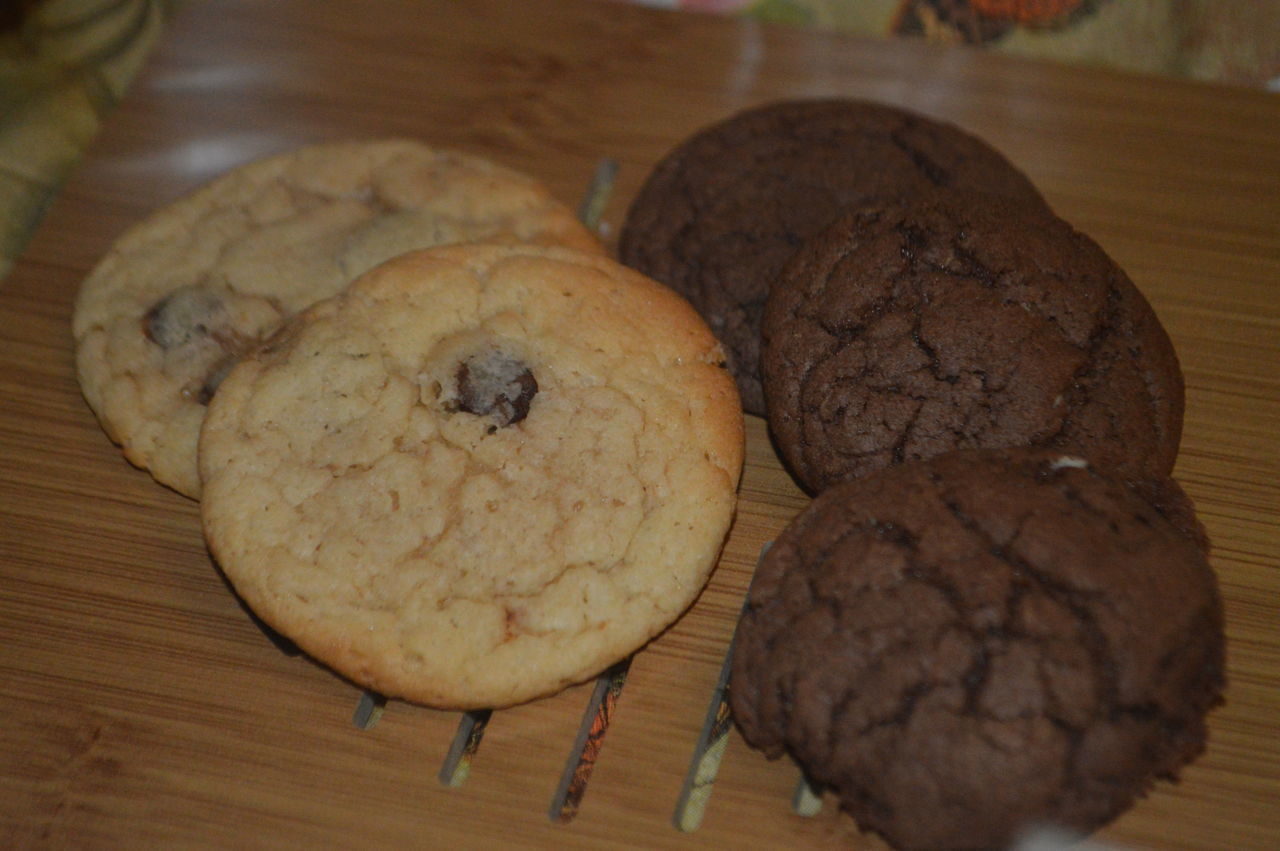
[2,1,1276,847]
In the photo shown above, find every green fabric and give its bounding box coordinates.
[0,0,173,280]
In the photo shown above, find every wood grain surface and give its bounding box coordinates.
[1,1,1277,848]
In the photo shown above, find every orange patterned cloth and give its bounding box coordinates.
[618,0,1279,90]
[967,0,1084,25]
[1,0,1275,282]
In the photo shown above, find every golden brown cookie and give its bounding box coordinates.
[198,244,744,709]
[73,139,602,497]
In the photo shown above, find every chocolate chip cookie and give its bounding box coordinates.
[730,448,1224,851]
[618,98,1049,414]
[761,190,1184,493]
[199,244,744,709]
[73,139,603,497]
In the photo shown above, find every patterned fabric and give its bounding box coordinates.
[626,0,1279,89]
[0,0,1275,281]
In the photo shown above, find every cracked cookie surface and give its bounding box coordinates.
[618,98,1049,415]
[199,244,743,709]
[729,448,1224,851]
[73,139,603,497]
[761,191,1184,493]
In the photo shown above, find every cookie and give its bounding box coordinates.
[617,98,1049,414]
[730,448,1224,851]
[73,139,603,497]
[198,244,744,709]
[761,190,1184,493]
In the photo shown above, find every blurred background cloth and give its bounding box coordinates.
[624,0,1279,89]
[1,0,1276,281]
[1,0,173,280]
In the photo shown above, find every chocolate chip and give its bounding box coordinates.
[193,355,238,406]
[145,285,265,405]
[454,350,537,427]
[143,286,229,350]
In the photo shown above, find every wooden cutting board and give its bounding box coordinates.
[1,1,1276,847]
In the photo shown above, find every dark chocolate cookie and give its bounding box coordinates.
[618,98,1049,414]
[761,190,1184,493]
[730,448,1224,851]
